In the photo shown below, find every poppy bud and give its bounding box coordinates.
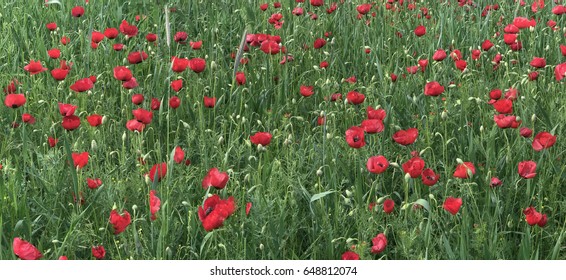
[428,194,435,200]
[404,172,412,182]
[145,174,151,184]
[91,140,97,151]
[132,204,138,211]
[316,169,323,176]
[345,190,353,197]
[390,162,399,168]
[259,244,264,251]
[456,158,464,164]
[531,114,536,123]
[480,125,484,133]
[441,111,448,119]
[376,197,386,204]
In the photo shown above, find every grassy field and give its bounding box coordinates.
[1,0,565,260]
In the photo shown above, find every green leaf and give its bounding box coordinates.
[310,190,337,203]
[414,199,430,212]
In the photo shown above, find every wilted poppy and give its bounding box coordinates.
[190,40,202,49]
[198,195,236,231]
[245,202,252,216]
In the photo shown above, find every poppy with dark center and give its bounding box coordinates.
[202,168,230,189]
[174,31,188,43]
[4,94,26,108]
[421,168,440,186]
[198,194,236,231]
[71,6,85,17]
[345,126,366,149]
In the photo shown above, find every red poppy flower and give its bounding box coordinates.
[171,56,189,73]
[198,195,236,231]
[51,68,69,81]
[361,119,384,134]
[320,61,329,68]
[91,31,105,43]
[71,6,85,17]
[87,114,103,127]
[170,79,183,92]
[109,209,131,235]
[203,96,216,108]
[113,43,124,51]
[59,256,68,260]
[58,103,77,117]
[345,126,365,149]
[72,152,89,169]
[260,40,280,54]
[235,72,246,85]
[455,60,467,71]
[383,199,394,214]
[367,106,386,120]
[70,78,94,92]
[151,98,161,110]
[513,17,536,29]
[119,20,138,37]
[530,57,546,68]
[518,160,537,179]
[490,177,502,188]
[523,206,542,226]
[174,31,188,43]
[443,197,462,215]
[346,91,365,104]
[250,132,273,146]
[300,85,314,97]
[132,108,153,124]
[22,113,35,124]
[148,162,167,182]
[128,51,148,64]
[493,114,520,129]
[414,25,426,36]
[48,137,58,148]
[313,38,326,49]
[538,214,548,227]
[169,96,181,109]
[24,60,47,75]
[126,119,145,132]
[482,39,494,51]
[131,94,144,105]
[60,36,70,45]
[492,99,513,114]
[555,63,566,81]
[150,190,161,221]
[392,128,418,145]
[188,58,206,73]
[173,146,185,164]
[202,168,230,189]
[310,0,324,6]
[370,233,387,254]
[356,3,372,14]
[46,22,57,31]
[402,156,425,178]
[552,5,566,15]
[342,251,360,260]
[87,178,102,189]
[190,40,202,49]
[532,132,556,151]
[424,81,444,96]
[245,202,252,216]
[62,115,81,130]
[292,7,304,15]
[13,238,42,260]
[104,28,118,39]
[47,48,61,59]
[4,94,26,108]
[421,168,440,186]
[91,246,105,260]
[432,49,447,61]
[453,162,475,179]
[406,66,419,74]
[113,66,132,81]
[146,33,157,42]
